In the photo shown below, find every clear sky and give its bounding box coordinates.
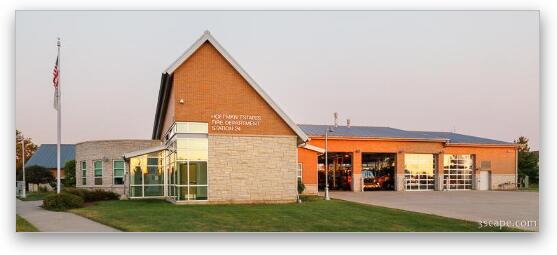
[15,11,539,150]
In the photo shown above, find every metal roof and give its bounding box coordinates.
[123,145,167,159]
[297,124,513,145]
[406,131,513,145]
[25,144,75,168]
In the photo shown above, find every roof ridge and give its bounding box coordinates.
[297,123,396,129]
[39,144,75,146]
[154,31,309,143]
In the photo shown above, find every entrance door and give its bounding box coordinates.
[479,171,490,190]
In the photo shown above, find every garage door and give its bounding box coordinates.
[404,154,436,191]
[443,154,473,190]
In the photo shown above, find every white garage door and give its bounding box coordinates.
[443,154,473,190]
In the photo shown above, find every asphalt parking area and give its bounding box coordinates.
[330,191,539,231]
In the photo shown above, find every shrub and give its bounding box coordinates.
[83,189,120,202]
[16,165,54,184]
[62,188,120,202]
[62,187,87,199]
[298,179,305,194]
[42,193,84,211]
[38,185,49,192]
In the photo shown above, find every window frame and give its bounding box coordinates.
[297,163,303,182]
[93,160,103,185]
[81,160,87,186]
[129,152,165,198]
[112,160,125,186]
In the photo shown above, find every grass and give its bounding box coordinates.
[71,196,520,232]
[520,183,539,192]
[18,192,54,201]
[16,215,38,232]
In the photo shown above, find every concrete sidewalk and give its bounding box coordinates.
[16,199,120,232]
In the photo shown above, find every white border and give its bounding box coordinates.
[4,4,551,255]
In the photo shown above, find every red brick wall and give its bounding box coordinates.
[49,168,65,179]
[444,145,516,175]
[298,148,318,184]
[170,42,295,137]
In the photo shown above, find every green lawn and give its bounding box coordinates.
[520,183,539,192]
[71,196,519,232]
[18,192,54,201]
[16,215,38,232]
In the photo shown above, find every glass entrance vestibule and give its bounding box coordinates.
[128,122,209,201]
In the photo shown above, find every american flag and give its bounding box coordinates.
[53,56,59,88]
[53,54,60,110]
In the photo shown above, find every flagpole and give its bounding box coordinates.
[56,37,61,194]
[22,140,26,198]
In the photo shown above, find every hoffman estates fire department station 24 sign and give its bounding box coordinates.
[210,113,262,132]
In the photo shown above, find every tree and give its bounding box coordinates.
[16,130,38,171]
[515,136,530,153]
[63,160,76,187]
[514,136,539,184]
[16,165,54,184]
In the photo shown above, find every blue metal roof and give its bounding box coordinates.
[25,144,75,168]
[406,131,513,145]
[297,124,512,145]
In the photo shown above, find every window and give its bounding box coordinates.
[81,161,87,185]
[113,160,125,185]
[176,122,208,134]
[94,160,102,185]
[129,152,164,198]
[404,154,436,191]
[297,163,303,182]
[176,138,208,161]
[172,136,209,201]
[145,154,164,196]
[176,161,208,201]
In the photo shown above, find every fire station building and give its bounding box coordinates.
[75,31,518,204]
[297,125,518,195]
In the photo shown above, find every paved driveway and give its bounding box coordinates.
[330,191,539,231]
[16,200,120,232]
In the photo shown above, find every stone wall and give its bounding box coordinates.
[352,173,362,192]
[208,135,298,203]
[491,174,517,190]
[75,139,162,197]
[303,184,318,195]
[396,174,405,191]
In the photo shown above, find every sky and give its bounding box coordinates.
[15,11,539,150]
